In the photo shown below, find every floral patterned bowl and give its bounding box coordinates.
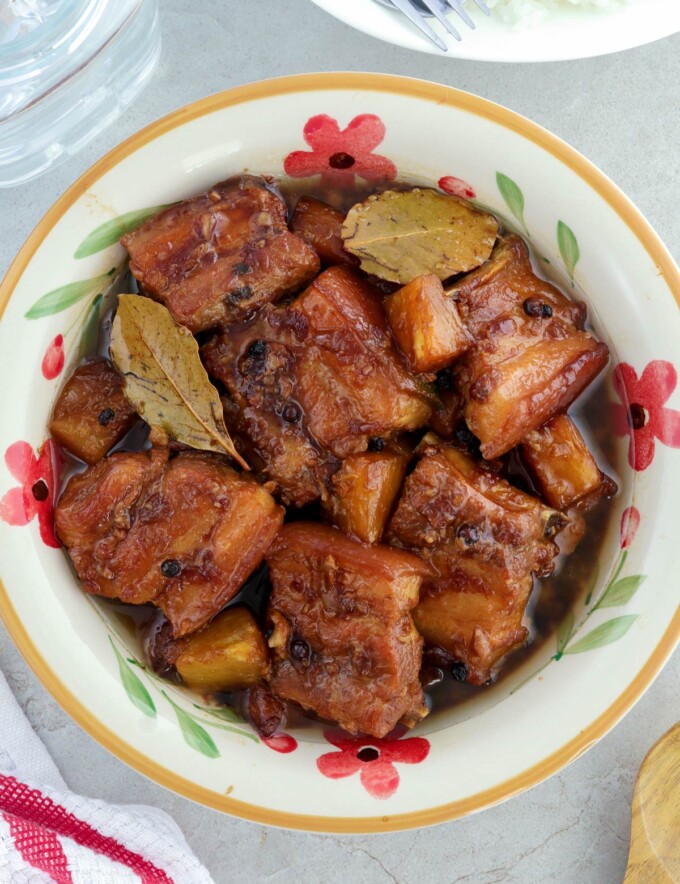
[1,73,679,833]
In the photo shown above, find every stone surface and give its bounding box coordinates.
[1,1,679,881]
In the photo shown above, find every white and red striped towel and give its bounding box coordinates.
[0,669,214,883]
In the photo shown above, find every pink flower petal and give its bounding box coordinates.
[637,360,678,408]
[284,150,330,179]
[352,152,398,183]
[629,427,655,471]
[651,406,680,450]
[438,176,476,199]
[41,335,65,381]
[303,114,343,151]
[360,760,400,800]
[380,736,430,765]
[4,442,36,484]
[620,506,640,549]
[342,114,388,154]
[613,363,640,406]
[611,403,631,438]
[317,749,363,780]
[263,734,298,754]
[0,488,32,527]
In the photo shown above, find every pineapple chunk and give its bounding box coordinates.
[325,450,408,543]
[384,274,472,373]
[49,360,137,464]
[521,414,614,510]
[175,607,270,693]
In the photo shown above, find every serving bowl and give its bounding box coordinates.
[1,73,679,833]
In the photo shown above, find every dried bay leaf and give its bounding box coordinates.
[110,295,249,469]
[341,188,499,284]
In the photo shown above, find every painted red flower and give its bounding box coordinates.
[316,730,429,800]
[41,334,65,381]
[611,361,680,471]
[0,440,60,548]
[263,734,298,754]
[438,175,476,199]
[620,506,640,550]
[284,114,397,188]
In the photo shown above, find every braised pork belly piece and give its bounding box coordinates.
[265,523,431,738]
[290,196,357,267]
[520,414,618,511]
[388,435,566,684]
[448,236,609,459]
[55,449,284,637]
[49,360,137,465]
[121,176,320,333]
[202,265,434,505]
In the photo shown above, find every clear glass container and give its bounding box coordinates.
[0,0,161,187]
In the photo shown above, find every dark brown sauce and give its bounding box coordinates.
[60,175,619,731]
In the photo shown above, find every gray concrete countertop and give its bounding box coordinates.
[1,2,679,881]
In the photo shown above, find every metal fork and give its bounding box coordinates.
[374,0,491,51]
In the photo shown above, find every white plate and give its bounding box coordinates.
[310,0,680,61]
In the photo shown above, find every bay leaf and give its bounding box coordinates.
[341,188,499,284]
[110,294,248,469]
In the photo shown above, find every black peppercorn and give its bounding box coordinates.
[281,402,302,423]
[523,297,553,318]
[98,407,115,426]
[367,437,385,452]
[450,661,468,682]
[233,262,252,275]
[247,339,267,358]
[161,559,182,578]
[290,638,311,663]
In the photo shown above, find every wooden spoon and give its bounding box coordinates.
[624,722,680,882]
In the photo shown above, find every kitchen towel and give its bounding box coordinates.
[0,669,214,883]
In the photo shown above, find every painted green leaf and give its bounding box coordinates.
[496,172,528,233]
[77,294,103,359]
[110,638,156,718]
[74,204,170,258]
[594,575,646,610]
[584,563,600,607]
[563,615,637,655]
[194,703,244,724]
[556,612,575,656]
[25,272,112,319]
[164,692,219,758]
[557,220,580,285]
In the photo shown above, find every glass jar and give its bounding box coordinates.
[0,0,161,187]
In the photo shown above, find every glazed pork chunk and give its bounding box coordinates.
[202,265,434,506]
[449,236,609,459]
[55,449,284,637]
[121,175,320,333]
[265,523,431,738]
[388,435,565,684]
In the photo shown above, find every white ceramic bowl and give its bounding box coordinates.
[1,73,679,833]
[309,0,680,62]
